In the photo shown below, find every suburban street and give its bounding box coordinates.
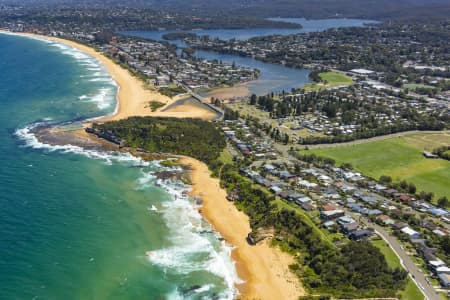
[375,224,440,300]
[248,127,447,300]
[254,136,445,300]
[348,208,442,300]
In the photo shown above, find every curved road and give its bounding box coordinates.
[373,224,440,300]
[348,207,441,300]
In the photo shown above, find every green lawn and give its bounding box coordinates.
[303,132,450,199]
[403,83,436,90]
[304,72,353,91]
[218,148,234,165]
[372,240,424,300]
[372,240,402,269]
[399,279,425,300]
[273,199,334,247]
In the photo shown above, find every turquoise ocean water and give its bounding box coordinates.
[0,33,238,299]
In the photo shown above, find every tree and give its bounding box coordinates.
[399,180,408,190]
[441,236,450,255]
[341,162,353,170]
[419,191,434,202]
[379,175,392,184]
[284,133,289,145]
[250,94,257,105]
[438,196,449,208]
[408,183,416,194]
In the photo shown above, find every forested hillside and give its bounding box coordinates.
[5,0,450,20]
[89,117,226,164]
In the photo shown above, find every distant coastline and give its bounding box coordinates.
[0,29,303,299]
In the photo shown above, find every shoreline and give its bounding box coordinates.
[0,29,217,122]
[182,157,304,299]
[0,30,303,299]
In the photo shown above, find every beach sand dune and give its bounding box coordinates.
[3,30,303,299]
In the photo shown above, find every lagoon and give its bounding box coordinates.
[124,18,377,96]
[126,18,378,42]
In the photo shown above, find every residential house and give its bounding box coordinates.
[401,227,420,240]
[320,209,345,220]
[341,222,359,234]
[349,229,373,241]
[377,215,395,225]
[392,222,408,230]
[438,273,450,288]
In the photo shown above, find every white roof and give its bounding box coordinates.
[350,68,375,74]
[270,186,283,192]
[401,227,419,236]
[436,266,450,273]
[433,229,447,237]
[322,209,344,216]
[430,259,445,267]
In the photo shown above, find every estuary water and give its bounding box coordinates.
[0,33,238,299]
[124,18,378,95]
[126,18,378,41]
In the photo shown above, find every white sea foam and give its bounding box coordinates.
[14,121,240,298]
[6,31,239,297]
[95,88,115,109]
[14,123,150,167]
[89,77,114,83]
[142,175,241,300]
[78,88,114,110]
[2,31,119,121]
[193,284,212,293]
[48,42,92,61]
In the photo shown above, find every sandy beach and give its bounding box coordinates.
[0,30,303,299]
[182,157,304,300]
[203,83,251,100]
[0,30,216,122]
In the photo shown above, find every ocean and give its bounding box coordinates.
[0,33,239,299]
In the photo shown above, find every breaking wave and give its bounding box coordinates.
[141,173,241,299]
[8,31,240,299]
[14,123,240,299]
[14,122,149,167]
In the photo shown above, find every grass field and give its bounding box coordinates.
[372,240,402,269]
[403,83,436,90]
[399,279,425,300]
[372,240,424,300]
[303,132,450,199]
[304,72,353,91]
[218,148,234,165]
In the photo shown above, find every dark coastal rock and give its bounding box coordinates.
[153,170,183,181]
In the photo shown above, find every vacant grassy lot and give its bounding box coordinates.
[304,72,353,91]
[372,240,402,269]
[372,240,424,300]
[303,132,450,199]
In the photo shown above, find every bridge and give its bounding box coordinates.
[172,79,224,121]
[189,91,224,121]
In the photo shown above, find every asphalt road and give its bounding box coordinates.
[375,224,440,300]
[350,209,441,300]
